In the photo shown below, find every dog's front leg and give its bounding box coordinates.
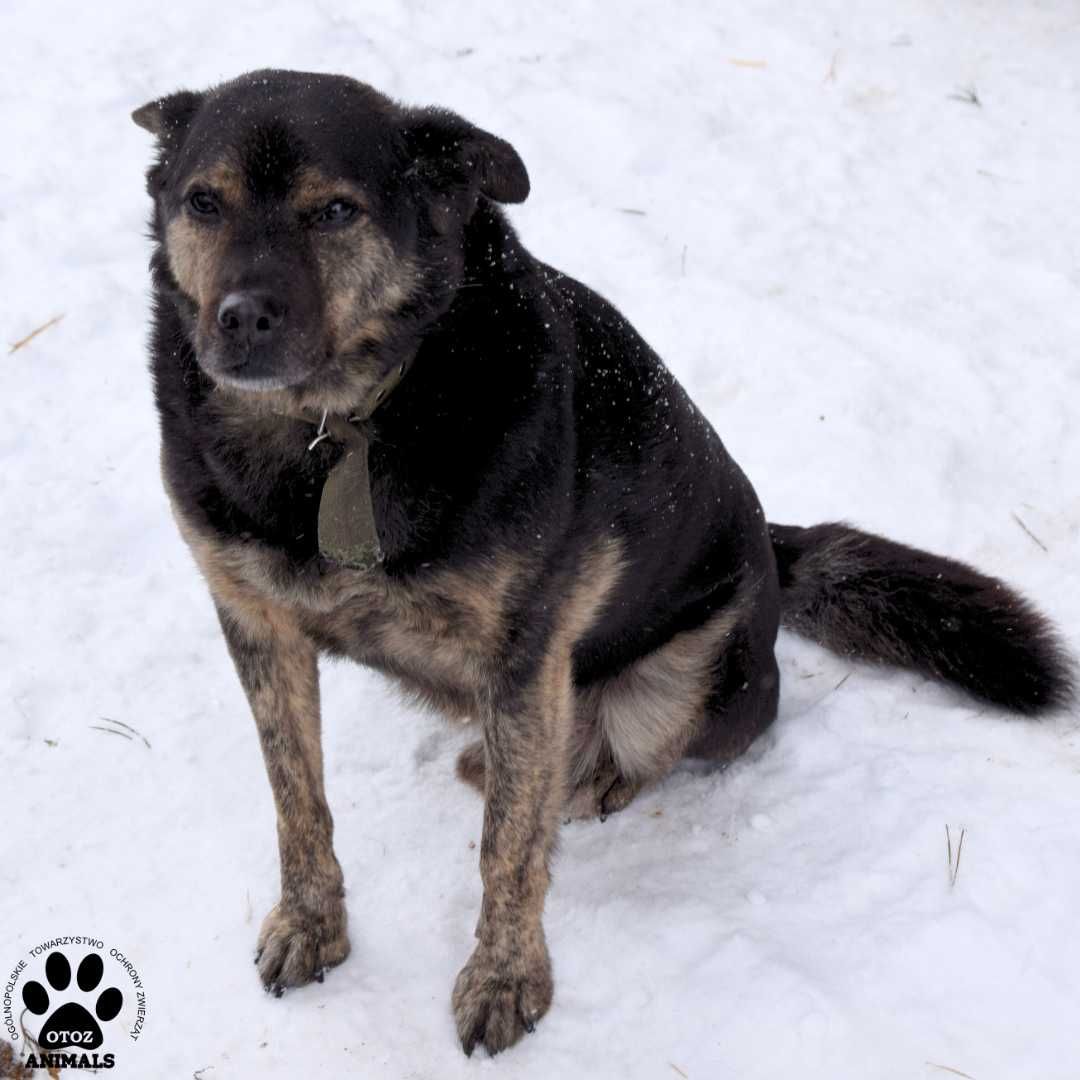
[452,655,572,1056]
[214,599,350,994]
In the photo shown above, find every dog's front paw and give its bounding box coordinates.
[255,899,350,995]
[451,936,553,1056]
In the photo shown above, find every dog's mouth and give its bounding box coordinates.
[196,333,389,418]
[195,290,326,392]
[189,284,401,411]
[196,337,325,392]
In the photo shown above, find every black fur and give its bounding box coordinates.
[770,522,1073,713]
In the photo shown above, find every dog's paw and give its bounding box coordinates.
[564,765,643,821]
[451,938,553,1056]
[597,771,642,820]
[455,740,486,794]
[255,900,350,995]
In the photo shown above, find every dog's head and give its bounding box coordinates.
[134,70,528,407]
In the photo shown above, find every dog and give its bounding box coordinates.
[133,69,1072,1057]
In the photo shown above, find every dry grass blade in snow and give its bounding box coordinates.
[8,314,63,353]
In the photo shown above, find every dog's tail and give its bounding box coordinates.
[768,521,1073,714]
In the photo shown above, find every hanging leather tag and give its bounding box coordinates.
[318,435,381,570]
[291,354,413,570]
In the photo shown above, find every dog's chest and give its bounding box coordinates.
[286,549,524,713]
[184,399,525,711]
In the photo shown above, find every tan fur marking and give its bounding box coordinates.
[166,161,244,308]
[169,480,532,712]
[573,578,756,786]
[166,217,230,308]
[303,182,420,413]
[185,161,245,206]
[317,229,415,351]
[367,554,526,693]
[290,167,367,212]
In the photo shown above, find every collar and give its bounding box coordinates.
[276,353,415,449]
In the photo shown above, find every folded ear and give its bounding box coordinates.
[403,107,529,206]
[131,89,204,138]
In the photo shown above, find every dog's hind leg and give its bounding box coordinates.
[213,595,350,994]
[570,597,760,817]
[685,590,781,764]
[460,590,775,824]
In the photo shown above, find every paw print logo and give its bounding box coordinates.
[22,951,123,1051]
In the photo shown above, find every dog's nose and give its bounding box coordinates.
[217,291,285,344]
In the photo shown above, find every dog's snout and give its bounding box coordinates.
[217,291,285,344]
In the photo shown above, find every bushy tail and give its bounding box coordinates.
[768,522,1073,714]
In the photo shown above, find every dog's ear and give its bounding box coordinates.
[403,107,529,207]
[131,90,204,139]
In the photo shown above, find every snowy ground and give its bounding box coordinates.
[3,1,1080,1077]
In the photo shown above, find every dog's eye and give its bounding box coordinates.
[188,191,219,217]
[313,200,360,230]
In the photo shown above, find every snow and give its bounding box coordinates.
[3,2,1079,1077]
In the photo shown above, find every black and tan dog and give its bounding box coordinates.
[133,70,1072,1056]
